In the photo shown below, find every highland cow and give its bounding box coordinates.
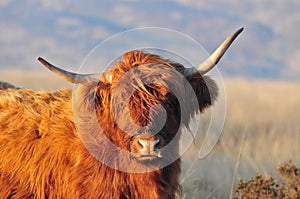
[0,28,243,198]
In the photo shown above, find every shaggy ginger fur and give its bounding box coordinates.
[0,51,217,198]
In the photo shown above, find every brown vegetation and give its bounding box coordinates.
[234,161,300,199]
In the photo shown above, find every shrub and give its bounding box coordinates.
[234,161,300,199]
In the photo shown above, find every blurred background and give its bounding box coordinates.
[0,0,299,81]
[0,0,299,198]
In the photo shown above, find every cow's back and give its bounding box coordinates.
[0,88,88,198]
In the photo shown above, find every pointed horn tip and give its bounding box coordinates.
[37,57,48,65]
[229,27,244,42]
[37,56,43,62]
[237,27,244,34]
[235,27,244,37]
[36,57,56,71]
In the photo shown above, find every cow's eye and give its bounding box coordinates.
[165,101,175,109]
[158,130,169,139]
[130,133,138,141]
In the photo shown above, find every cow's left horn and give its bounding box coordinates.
[37,57,99,84]
[185,27,244,76]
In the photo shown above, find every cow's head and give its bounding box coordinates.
[38,28,243,169]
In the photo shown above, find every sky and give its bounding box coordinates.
[0,0,299,81]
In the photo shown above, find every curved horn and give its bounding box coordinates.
[185,27,244,76]
[37,57,99,84]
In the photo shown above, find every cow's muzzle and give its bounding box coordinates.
[131,136,162,160]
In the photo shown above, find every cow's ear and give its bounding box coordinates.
[186,73,218,113]
[74,81,111,113]
[94,81,111,110]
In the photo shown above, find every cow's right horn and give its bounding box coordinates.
[197,27,244,74]
[37,57,99,84]
[184,27,244,76]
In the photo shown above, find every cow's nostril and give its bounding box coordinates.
[138,138,146,148]
[154,138,160,151]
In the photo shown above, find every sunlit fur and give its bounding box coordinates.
[0,51,217,198]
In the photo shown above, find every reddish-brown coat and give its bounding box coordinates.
[0,51,217,198]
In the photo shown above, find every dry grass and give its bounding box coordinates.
[1,71,299,198]
[181,78,300,198]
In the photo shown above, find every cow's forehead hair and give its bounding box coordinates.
[100,50,185,86]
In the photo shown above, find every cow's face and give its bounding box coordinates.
[90,51,218,163]
[116,83,182,162]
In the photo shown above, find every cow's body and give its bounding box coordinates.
[0,88,179,198]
